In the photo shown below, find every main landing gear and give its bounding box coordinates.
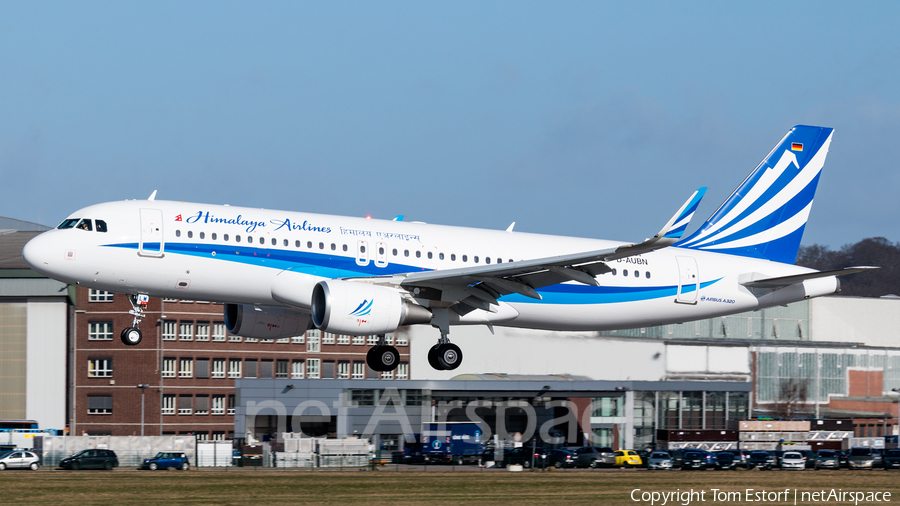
[121,294,149,346]
[366,335,400,372]
[427,308,462,371]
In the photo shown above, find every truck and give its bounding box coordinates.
[419,422,486,465]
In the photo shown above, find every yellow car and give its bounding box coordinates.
[614,450,643,467]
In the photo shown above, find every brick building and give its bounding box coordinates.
[71,287,410,438]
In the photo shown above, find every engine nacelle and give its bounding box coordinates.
[224,304,311,339]
[311,280,432,336]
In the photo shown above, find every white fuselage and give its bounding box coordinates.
[22,199,836,332]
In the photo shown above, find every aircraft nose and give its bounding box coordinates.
[22,233,54,275]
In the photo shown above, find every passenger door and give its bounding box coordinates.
[676,256,699,304]
[139,208,165,257]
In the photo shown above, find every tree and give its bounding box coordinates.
[796,237,900,297]
[772,377,810,419]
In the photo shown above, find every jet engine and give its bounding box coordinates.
[311,279,432,335]
[224,304,311,339]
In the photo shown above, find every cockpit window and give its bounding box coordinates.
[95,220,108,233]
[58,218,80,229]
[76,219,93,231]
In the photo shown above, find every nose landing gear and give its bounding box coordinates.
[121,294,149,346]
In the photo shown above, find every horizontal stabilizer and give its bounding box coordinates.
[741,266,878,288]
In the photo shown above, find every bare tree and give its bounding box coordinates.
[772,378,810,419]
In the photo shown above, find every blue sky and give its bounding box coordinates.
[1,1,898,249]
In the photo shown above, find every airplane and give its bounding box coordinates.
[22,125,874,372]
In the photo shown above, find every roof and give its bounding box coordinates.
[450,373,593,381]
[0,216,51,232]
[0,231,42,270]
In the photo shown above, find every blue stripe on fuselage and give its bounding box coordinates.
[104,242,722,305]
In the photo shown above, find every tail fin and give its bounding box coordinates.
[675,125,834,264]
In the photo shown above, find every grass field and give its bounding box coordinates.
[3,468,899,506]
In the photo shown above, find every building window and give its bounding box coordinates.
[338,362,350,379]
[352,362,365,379]
[307,333,320,352]
[87,358,113,377]
[88,289,114,302]
[276,337,290,344]
[260,360,273,379]
[227,394,235,415]
[179,322,194,341]
[228,359,242,378]
[212,358,226,378]
[162,395,175,415]
[177,358,192,378]
[381,370,394,380]
[228,333,242,342]
[323,333,335,345]
[276,360,289,378]
[212,323,226,341]
[291,360,304,379]
[162,358,176,378]
[195,358,210,379]
[291,334,305,344]
[384,334,394,345]
[396,363,408,380]
[212,395,225,415]
[307,359,320,379]
[244,359,258,379]
[212,432,226,441]
[162,321,176,341]
[178,395,192,415]
[352,335,365,346]
[195,395,209,415]
[396,335,408,346]
[88,322,113,341]
[196,322,210,341]
[87,395,112,414]
[337,334,350,345]
[367,335,379,345]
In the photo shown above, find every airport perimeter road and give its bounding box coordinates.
[3,469,900,506]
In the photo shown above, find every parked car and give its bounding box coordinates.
[681,450,708,470]
[667,449,685,468]
[482,448,532,468]
[546,449,575,468]
[714,452,737,470]
[801,450,818,469]
[614,450,642,467]
[567,446,616,468]
[848,447,881,470]
[883,449,900,470]
[814,450,840,470]
[780,451,806,470]
[59,449,119,470]
[0,450,41,471]
[748,451,774,470]
[141,451,190,471]
[647,451,673,470]
[768,450,785,467]
[725,449,752,468]
[837,450,850,468]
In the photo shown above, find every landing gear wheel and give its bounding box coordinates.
[437,343,463,370]
[428,345,444,370]
[366,345,399,372]
[121,327,142,346]
[366,346,380,371]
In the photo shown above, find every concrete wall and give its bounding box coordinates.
[405,325,669,381]
[810,297,900,346]
[26,298,68,431]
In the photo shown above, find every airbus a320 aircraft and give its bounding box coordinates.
[23,125,873,372]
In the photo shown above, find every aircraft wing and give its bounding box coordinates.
[394,188,707,311]
[740,266,879,288]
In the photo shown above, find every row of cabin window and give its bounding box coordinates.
[610,268,652,279]
[173,229,513,264]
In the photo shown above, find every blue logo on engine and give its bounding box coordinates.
[349,299,373,317]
